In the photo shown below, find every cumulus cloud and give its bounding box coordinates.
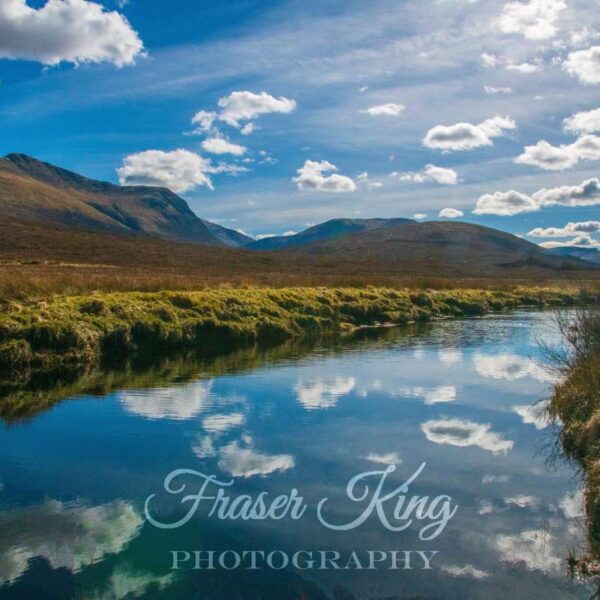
[414,213,428,219]
[201,137,247,156]
[117,149,215,192]
[473,353,554,382]
[515,135,600,170]
[564,107,600,134]
[398,385,457,404]
[0,0,144,67]
[190,110,217,133]
[438,208,464,218]
[474,190,539,216]
[423,116,516,151]
[504,494,538,508]
[528,221,600,237]
[293,160,356,193]
[0,500,142,585]
[88,567,173,600]
[394,164,459,185]
[357,172,383,189]
[494,529,562,572]
[294,377,356,410]
[559,489,585,519]
[118,380,213,420]
[218,440,295,478]
[497,0,566,40]
[421,418,514,454]
[564,46,600,84]
[360,103,406,117]
[475,178,600,216]
[540,234,600,248]
[217,91,296,127]
[533,177,600,206]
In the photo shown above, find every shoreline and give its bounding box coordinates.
[0,286,596,373]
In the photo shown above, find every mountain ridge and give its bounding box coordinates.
[0,153,251,247]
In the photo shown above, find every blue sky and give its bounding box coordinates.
[1,0,600,245]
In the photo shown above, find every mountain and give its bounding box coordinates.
[283,221,598,277]
[246,217,415,250]
[545,246,600,265]
[0,153,251,247]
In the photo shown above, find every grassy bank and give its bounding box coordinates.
[547,307,600,584]
[0,287,593,372]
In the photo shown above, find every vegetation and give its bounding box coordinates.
[0,287,593,373]
[546,306,600,588]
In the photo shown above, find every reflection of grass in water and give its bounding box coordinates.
[545,307,600,590]
[0,287,589,375]
[0,324,423,423]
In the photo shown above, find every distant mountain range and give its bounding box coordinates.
[0,153,598,279]
[0,153,251,247]
[545,246,600,265]
[247,217,415,250]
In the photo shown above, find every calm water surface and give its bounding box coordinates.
[0,311,590,599]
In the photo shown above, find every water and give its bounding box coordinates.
[0,311,590,599]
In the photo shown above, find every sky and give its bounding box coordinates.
[1,0,600,246]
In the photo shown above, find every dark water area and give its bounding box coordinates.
[0,311,591,599]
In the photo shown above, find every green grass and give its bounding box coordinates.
[0,286,592,371]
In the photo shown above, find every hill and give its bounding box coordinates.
[546,246,600,265]
[283,221,599,278]
[0,153,251,247]
[246,217,414,250]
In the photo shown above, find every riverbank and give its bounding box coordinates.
[0,287,595,372]
[547,307,600,583]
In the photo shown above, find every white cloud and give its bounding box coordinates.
[202,412,245,433]
[399,385,457,404]
[475,178,600,216]
[360,102,406,117]
[564,46,600,84]
[533,177,600,206]
[505,61,543,73]
[473,353,554,382]
[294,377,355,410]
[438,208,464,218]
[559,489,585,519]
[504,494,538,508]
[0,500,142,586]
[414,213,428,219]
[528,221,600,237]
[540,234,600,248]
[118,380,213,420]
[474,190,539,216]
[0,0,144,67]
[423,116,516,151]
[357,171,383,189]
[217,91,296,127]
[421,418,514,454]
[190,110,217,133]
[293,160,356,193]
[363,452,402,465]
[484,85,513,94]
[513,405,551,429]
[564,107,600,134]
[515,135,600,170]
[497,0,566,40]
[481,53,503,69]
[495,529,562,572]
[439,349,462,364]
[441,564,491,579]
[394,164,459,185]
[117,149,216,193]
[218,440,295,478]
[201,137,247,156]
[88,567,173,600]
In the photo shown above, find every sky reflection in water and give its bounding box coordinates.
[0,311,590,599]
